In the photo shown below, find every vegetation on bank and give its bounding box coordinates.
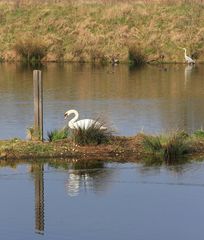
[1,128,204,165]
[142,130,193,164]
[0,1,204,63]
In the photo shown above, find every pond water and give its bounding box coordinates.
[1,63,204,139]
[0,160,204,240]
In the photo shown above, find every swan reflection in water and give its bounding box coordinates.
[64,160,115,197]
[65,171,90,197]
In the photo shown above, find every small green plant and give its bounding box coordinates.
[26,127,34,140]
[0,55,4,62]
[71,122,112,146]
[14,36,47,63]
[142,130,191,163]
[26,126,43,141]
[47,128,69,142]
[128,44,147,66]
[193,129,204,138]
[25,143,52,154]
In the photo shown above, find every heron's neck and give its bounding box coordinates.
[68,110,79,128]
[184,48,187,57]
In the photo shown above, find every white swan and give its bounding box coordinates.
[64,109,106,130]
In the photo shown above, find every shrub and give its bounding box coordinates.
[14,36,47,63]
[47,128,69,142]
[142,130,191,163]
[128,44,147,66]
[71,122,112,146]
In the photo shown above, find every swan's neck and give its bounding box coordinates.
[68,110,79,128]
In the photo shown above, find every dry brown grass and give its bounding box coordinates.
[1,1,204,63]
[1,0,204,3]
[14,36,47,62]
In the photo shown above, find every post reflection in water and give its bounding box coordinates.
[30,164,45,235]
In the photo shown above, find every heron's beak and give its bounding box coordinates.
[64,113,68,119]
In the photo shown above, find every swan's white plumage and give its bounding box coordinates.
[64,109,106,130]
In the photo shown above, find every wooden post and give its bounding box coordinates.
[33,70,43,141]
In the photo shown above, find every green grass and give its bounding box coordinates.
[142,130,192,164]
[24,143,52,154]
[71,123,112,146]
[47,128,69,142]
[193,129,204,138]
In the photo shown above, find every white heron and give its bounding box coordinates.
[182,48,195,64]
[64,109,106,130]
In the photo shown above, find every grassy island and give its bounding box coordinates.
[1,129,204,165]
[0,0,204,63]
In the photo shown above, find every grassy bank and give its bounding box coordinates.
[1,130,204,164]
[0,135,145,162]
[1,1,204,63]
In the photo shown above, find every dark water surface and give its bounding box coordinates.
[1,63,204,139]
[0,160,204,240]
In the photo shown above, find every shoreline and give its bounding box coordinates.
[1,135,204,163]
[0,136,145,162]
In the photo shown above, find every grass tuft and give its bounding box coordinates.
[71,122,112,146]
[193,129,204,138]
[26,126,35,140]
[14,36,47,63]
[162,131,190,163]
[142,135,163,154]
[128,44,147,66]
[47,128,69,142]
[142,130,191,163]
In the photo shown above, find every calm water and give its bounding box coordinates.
[1,63,204,139]
[0,160,204,240]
